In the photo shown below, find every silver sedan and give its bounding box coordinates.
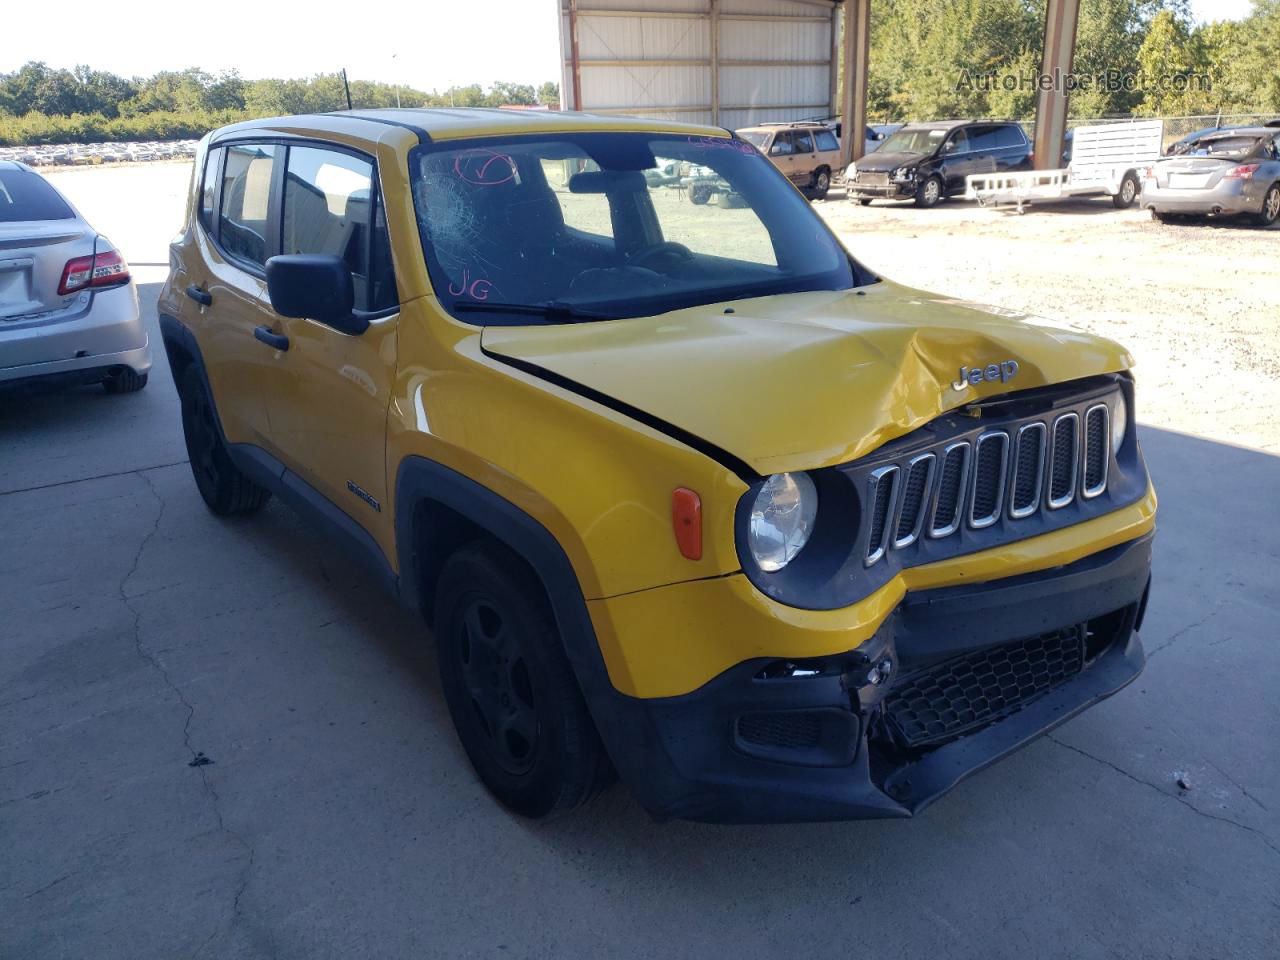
[0,161,151,391]
[1142,127,1280,226]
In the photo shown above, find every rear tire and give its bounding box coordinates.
[858,198,873,206]
[103,368,148,394]
[1112,172,1141,209]
[915,175,944,208]
[434,541,609,820]
[178,366,271,516]
[810,167,831,200]
[1253,184,1280,226]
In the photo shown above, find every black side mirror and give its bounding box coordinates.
[265,254,368,336]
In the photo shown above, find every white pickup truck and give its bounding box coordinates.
[965,119,1164,213]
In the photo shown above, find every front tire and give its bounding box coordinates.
[857,198,873,206]
[915,175,944,208]
[178,366,271,516]
[1253,184,1280,226]
[434,541,609,819]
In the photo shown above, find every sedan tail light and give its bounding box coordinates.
[1224,164,1261,180]
[57,241,130,295]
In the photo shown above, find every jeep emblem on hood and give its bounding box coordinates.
[952,360,1019,390]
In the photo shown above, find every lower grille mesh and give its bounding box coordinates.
[884,626,1086,749]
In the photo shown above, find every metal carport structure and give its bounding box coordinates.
[559,1,842,133]
[559,0,1082,171]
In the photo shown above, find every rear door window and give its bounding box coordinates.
[218,144,278,268]
[0,169,75,222]
[792,131,815,154]
[282,145,397,312]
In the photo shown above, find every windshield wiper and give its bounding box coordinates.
[451,300,618,323]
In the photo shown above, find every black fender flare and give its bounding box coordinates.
[393,456,655,792]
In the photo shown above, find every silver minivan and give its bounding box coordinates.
[0,161,150,391]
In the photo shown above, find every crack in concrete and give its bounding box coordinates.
[1206,759,1270,813]
[116,472,256,957]
[1145,607,1223,661]
[0,459,189,499]
[1046,734,1280,858]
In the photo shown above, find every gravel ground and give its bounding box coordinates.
[817,188,1280,452]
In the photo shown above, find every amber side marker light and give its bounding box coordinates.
[672,488,702,560]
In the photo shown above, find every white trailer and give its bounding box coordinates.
[965,119,1164,213]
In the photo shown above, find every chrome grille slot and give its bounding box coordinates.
[1048,413,1080,508]
[865,465,899,566]
[1010,422,1047,518]
[969,431,1009,528]
[1082,404,1109,498]
[893,453,936,549]
[930,442,970,538]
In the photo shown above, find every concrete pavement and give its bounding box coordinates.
[2,283,1277,959]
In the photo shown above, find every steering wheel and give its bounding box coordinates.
[627,241,694,270]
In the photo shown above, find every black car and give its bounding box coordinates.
[847,120,1032,207]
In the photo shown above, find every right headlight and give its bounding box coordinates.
[748,473,818,572]
[846,163,857,180]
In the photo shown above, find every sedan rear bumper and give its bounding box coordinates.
[0,283,150,383]
[1141,177,1264,216]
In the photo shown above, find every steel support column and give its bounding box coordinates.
[710,0,720,125]
[568,0,583,112]
[838,0,871,167]
[1033,0,1082,170]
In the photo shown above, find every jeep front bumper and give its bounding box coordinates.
[582,530,1152,823]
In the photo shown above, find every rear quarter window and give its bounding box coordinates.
[815,129,839,152]
[198,147,223,234]
[0,169,75,222]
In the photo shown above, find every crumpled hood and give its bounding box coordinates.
[481,281,1133,476]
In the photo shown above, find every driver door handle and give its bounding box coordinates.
[253,325,289,351]
[185,284,212,306]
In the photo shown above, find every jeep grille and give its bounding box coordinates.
[864,389,1118,567]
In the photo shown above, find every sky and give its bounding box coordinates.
[0,0,1258,89]
[1,0,564,90]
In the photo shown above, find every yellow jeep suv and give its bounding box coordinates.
[160,109,1156,823]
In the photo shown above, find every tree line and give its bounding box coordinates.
[868,0,1279,121]
[0,66,560,145]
